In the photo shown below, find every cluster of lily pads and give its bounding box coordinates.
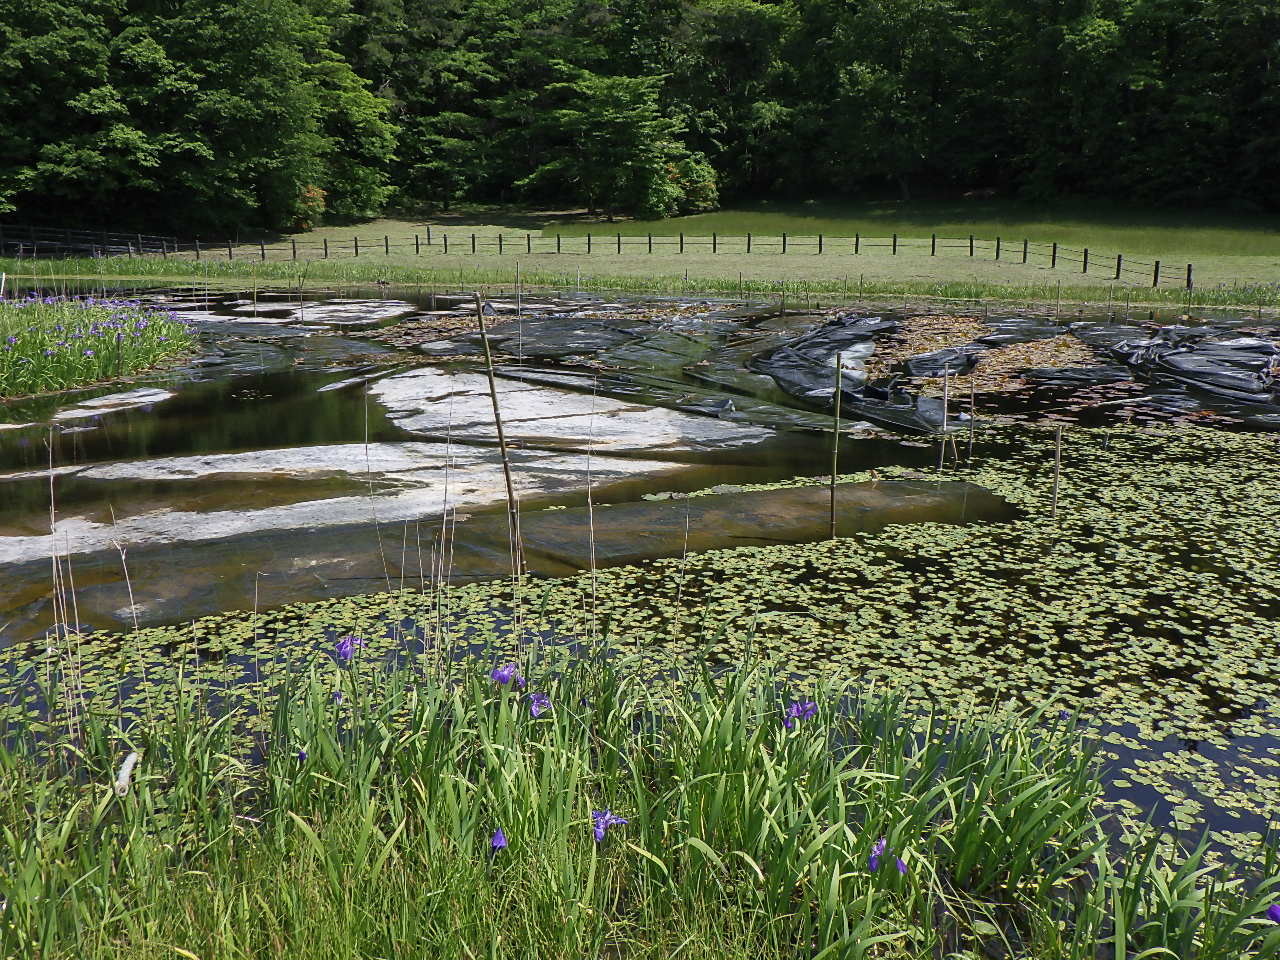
[0,294,195,397]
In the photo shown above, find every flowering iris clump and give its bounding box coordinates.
[591,809,628,843]
[0,294,196,398]
[782,700,817,730]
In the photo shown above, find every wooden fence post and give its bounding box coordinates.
[471,233,477,254]
[227,240,233,261]
[499,233,504,255]
[818,233,823,254]
[259,241,266,261]
[648,233,652,254]
[1153,260,1161,287]
[426,225,432,245]
[137,233,144,254]
[526,233,531,254]
[969,234,974,257]
[782,232,787,254]
[291,238,297,260]
[855,233,860,254]
[585,233,590,254]
[679,233,684,253]
[892,233,898,255]
[995,236,1001,260]
[1023,239,1028,264]
[354,236,360,256]
[1051,242,1058,268]
[712,232,718,253]
[616,233,621,254]
[555,234,560,254]
[931,233,936,256]
[415,234,420,255]
[1082,248,1089,273]
[1186,263,1193,290]
[443,234,448,255]
[1115,254,1122,280]
[384,235,390,255]
[195,238,201,261]
[747,232,752,253]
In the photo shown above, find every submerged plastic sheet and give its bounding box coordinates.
[1109,327,1280,405]
[750,315,967,433]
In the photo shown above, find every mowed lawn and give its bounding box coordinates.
[267,201,1280,294]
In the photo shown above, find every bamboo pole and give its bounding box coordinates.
[829,354,842,540]
[474,293,523,576]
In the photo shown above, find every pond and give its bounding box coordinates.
[1,283,1278,859]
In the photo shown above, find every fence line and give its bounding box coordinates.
[0,223,1195,290]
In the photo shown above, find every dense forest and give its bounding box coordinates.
[1,0,1277,231]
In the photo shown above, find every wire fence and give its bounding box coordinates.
[0,223,1196,290]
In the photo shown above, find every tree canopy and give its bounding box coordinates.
[0,0,1276,229]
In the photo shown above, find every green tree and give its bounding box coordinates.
[514,67,713,218]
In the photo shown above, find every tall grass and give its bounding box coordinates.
[0,294,196,398]
[3,645,1279,959]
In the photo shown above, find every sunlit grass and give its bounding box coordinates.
[6,253,1277,309]
[5,644,1280,959]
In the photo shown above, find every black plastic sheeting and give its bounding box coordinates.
[749,314,970,433]
[1109,328,1280,405]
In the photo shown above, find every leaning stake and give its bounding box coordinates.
[475,293,523,576]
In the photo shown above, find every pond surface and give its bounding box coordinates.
[2,284,1279,857]
[1,286,1275,642]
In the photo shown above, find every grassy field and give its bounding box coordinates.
[4,202,1279,308]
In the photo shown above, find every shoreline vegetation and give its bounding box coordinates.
[4,648,1280,960]
[2,255,1276,312]
[0,294,196,400]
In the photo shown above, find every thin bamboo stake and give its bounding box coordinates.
[829,354,842,540]
[937,369,950,473]
[475,293,523,577]
[1051,425,1064,519]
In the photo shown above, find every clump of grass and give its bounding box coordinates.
[0,294,196,398]
[3,647,1279,959]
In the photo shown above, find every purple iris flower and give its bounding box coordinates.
[896,856,908,875]
[332,690,344,704]
[297,748,307,763]
[1268,904,1280,924]
[335,634,366,662]
[83,349,95,357]
[528,692,551,717]
[591,809,628,843]
[491,828,508,851]
[869,836,887,872]
[782,700,818,730]
[490,663,520,686]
